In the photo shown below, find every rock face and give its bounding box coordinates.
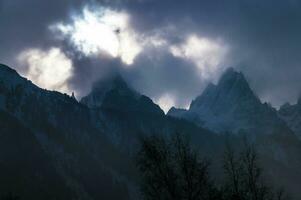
[168,68,290,135]
[278,99,301,139]
[2,63,301,199]
[0,64,131,200]
[0,64,214,199]
[80,74,168,152]
[81,74,164,115]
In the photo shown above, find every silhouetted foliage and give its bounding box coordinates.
[137,135,290,200]
[136,134,220,200]
[223,139,290,200]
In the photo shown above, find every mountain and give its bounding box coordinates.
[80,74,173,152]
[0,63,217,199]
[81,74,164,115]
[168,68,291,135]
[83,75,225,159]
[2,63,301,199]
[167,68,301,197]
[0,64,132,200]
[0,110,75,199]
[278,99,301,139]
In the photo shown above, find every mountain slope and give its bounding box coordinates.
[168,68,291,135]
[81,74,164,115]
[0,64,217,199]
[0,64,131,200]
[79,67,301,199]
[2,63,301,199]
[0,110,74,199]
[278,100,301,139]
[80,74,170,151]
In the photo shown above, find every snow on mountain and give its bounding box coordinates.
[2,63,301,199]
[168,67,291,135]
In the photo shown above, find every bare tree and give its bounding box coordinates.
[223,139,290,200]
[136,134,290,200]
[223,142,244,200]
[136,134,218,200]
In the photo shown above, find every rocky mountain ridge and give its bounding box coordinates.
[168,68,291,136]
[1,63,301,199]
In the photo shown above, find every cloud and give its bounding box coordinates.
[17,48,73,94]
[51,6,141,65]
[170,34,228,82]
[154,93,176,113]
[2,0,301,111]
[122,47,207,109]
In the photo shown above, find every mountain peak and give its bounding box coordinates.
[80,74,137,108]
[80,74,164,115]
[169,67,287,134]
[0,63,35,90]
[218,67,248,88]
[92,74,129,93]
[0,63,18,75]
[221,67,236,76]
[190,67,258,111]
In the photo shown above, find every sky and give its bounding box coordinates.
[1,0,301,113]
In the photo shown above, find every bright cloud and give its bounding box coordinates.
[155,93,176,113]
[18,48,73,94]
[51,7,141,65]
[170,34,228,81]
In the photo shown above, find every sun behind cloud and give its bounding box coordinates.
[51,6,141,65]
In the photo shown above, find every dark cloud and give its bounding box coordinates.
[68,55,123,97]
[1,0,301,110]
[122,48,205,107]
[119,0,301,106]
[0,0,83,66]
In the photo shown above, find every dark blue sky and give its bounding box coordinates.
[1,0,301,111]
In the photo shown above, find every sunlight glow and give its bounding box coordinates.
[17,48,73,94]
[170,34,228,80]
[51,7,141,65]
[155,94,176,114]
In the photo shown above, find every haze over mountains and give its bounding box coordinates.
[1,63,301,199]
[168,68,292,136]
[279,100,301,139]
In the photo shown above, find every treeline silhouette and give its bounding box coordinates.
[136,134,290,200]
